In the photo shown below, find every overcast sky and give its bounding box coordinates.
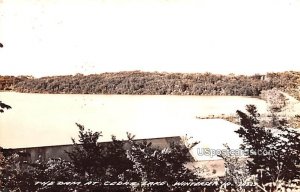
[0,0,300,77]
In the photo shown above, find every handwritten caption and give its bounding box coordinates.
[35,181,256,187]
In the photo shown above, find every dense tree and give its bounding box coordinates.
[218,105,300,191]
[66,123,134,184]
[218,144,252,192]
[234,105,300,191]
[125,134,200,191]
[260,88,287,113]
[0,123,201,191]
[66,124,200,191]
[4,71,299,99]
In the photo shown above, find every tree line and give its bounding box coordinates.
[3,71,299,99]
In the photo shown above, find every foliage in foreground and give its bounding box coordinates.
[220,105,300,192]
[1,101,300,191]
[0,101,11,113]
[236,105,300,183]
[0,124,200,192]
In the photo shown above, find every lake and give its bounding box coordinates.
[0,92,268,152]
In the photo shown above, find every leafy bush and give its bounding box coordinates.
[0,124,200,191]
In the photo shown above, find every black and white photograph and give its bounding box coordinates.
[0,0,300,191]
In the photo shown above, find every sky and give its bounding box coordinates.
[0,0,300,77]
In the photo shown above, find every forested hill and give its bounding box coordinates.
[2,71,300,98]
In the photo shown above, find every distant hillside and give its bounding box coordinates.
[0,76,30,91]
[2,71,300,99]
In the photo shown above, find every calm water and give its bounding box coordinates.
[0,92,268,149]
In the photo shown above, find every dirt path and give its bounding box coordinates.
[280,91,300,115]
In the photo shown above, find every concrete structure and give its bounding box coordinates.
[3,118,246,178]
[8,135,226,177]
[12,136,182,162]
